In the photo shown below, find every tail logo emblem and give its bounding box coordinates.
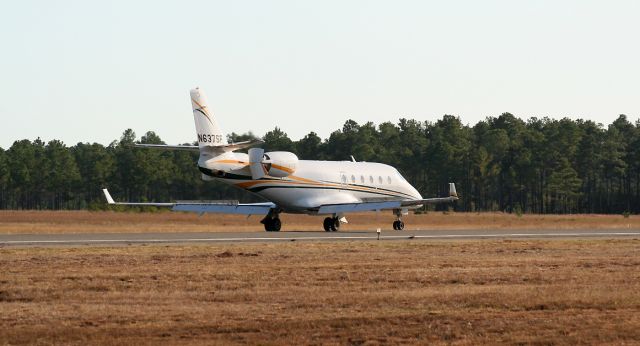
[191,98,215,127]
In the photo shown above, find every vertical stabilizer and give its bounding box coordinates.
[190,87,227,147]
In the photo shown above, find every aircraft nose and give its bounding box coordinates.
[409,184,422,200]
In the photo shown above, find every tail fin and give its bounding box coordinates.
[190,87,227,147]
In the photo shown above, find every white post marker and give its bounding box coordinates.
[377,228,381,240]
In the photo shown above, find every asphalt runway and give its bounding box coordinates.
[1,228,640,247]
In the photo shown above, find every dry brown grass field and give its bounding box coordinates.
[1,210,639,234]
[1,240,640,345]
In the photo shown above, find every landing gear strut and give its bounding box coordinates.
[261,210,282,232]
[323,217,340,232]
[393,209,405,230]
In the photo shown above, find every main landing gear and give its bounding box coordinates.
[261,210,282,232]
[320,213,404,231]
[323,217,341,232]
[392,220,405,230]
[392,209,405,230]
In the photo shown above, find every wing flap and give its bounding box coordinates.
[172,202,275,215]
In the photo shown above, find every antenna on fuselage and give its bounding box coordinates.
[350,155,356,162]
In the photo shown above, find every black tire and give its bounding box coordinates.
[323,217,332,232]
[264,218,281,232]
[272,218,281,232]
[392,221,399,230]
[330,218,340,232]
[397,221,404,230]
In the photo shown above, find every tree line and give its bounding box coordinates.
[0,113,638,214]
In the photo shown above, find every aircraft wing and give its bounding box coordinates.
[102,189,275,215]
[317,183,458,214]
[400,195,458,207]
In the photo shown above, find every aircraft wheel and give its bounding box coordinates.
[264,218,281,232]
[330,217,340,232]
[272,218,281,232]
[393,220,404,230]
[323,217,333,232]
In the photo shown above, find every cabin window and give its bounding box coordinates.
[378,176,383,184]
[387,176,392,184]
[360,175,365,184]
[351,175,356,183]
[341,174,347,183]
[369,175,374,184]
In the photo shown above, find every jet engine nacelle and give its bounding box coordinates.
[263,151,298,177]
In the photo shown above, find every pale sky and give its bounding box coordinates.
[1,0,639,148]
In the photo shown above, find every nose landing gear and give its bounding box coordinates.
[392,209,405,230]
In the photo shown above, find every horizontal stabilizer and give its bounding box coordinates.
[134,139,263,152]
[220,139,264,151]
[135,144,199,151]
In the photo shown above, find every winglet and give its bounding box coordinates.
[449,183,458,198]
[103,188,115,204]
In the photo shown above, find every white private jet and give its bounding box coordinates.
[103,87,458,232]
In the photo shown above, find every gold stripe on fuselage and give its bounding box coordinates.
[213,159,248,165]
[271,163,294,174]
[233,177,410,199]
[213,160,295,175]
[234,178,332,189]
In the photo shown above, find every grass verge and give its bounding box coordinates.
[1,239,639,344]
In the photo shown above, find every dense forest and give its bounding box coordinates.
[1,113,639,214]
